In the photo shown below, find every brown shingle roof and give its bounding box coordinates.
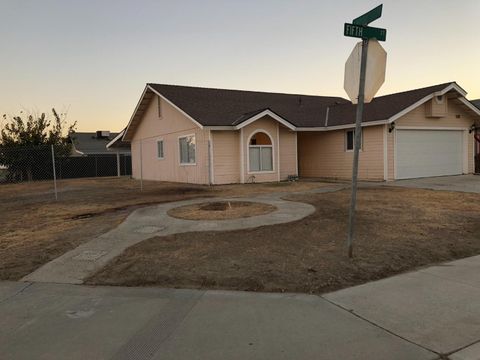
[148,83,348,127]
[327,82,455,127]
[148,82,457,128]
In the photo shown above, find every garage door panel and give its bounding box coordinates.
[396,130,463,179]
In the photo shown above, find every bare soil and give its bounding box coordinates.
[168,201,276,220]
[88,187,480,294]
[0,177,326,280]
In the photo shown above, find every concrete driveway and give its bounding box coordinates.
[326,255,480,359]
[388,174,480,193]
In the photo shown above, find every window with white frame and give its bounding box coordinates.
[179,135,196,164]
[249,132,273,172]
[345,129,362,151]
[157,139,164,159]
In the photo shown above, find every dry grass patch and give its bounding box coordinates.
[168,201,276,220]
[0,177,328,280]
[88,187,480,294]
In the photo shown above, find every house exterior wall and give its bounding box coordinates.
[279,127,298,180]
[211,119,297,184]
[425,97,448,117]
[129,93,476,185]
[390,99,476,177]
[386,125,395,180]
[241,117,280,183]
[130,95,210,184]
[211,130,240,184]
[298,125,384,181]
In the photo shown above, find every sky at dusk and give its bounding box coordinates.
[1,0,479,131]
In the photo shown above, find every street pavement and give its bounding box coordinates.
[0,281,434,360]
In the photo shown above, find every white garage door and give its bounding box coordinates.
[396,130,464,179]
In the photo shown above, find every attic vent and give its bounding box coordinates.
[435,95,444,104]
[96,131,111,138]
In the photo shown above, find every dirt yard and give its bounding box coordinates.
[0,177,326,280]
[168,201,276,220]
[88,187,480,294]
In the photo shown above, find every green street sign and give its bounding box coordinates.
[352,4,383,26]
[344,23,387,41]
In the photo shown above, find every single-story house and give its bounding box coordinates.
[122,82,480,184]
[66,130,132,177]
[70,130,131,156]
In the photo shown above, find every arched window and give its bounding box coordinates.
[249,131,273,172]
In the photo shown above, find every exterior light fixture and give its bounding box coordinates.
[388,122,395,133]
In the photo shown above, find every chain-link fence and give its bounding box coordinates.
[0,144,132,199]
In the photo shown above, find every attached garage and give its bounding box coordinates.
[396,129,465,179]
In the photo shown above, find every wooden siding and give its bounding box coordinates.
[279,127,298,180]
[387,126,395,180]
[211,130,240,184]
[130,95,210,184]
[425,97,448,118]
[298,125,384,181]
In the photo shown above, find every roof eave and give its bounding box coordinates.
[107,129,126,148]
[147,85,204,130]
[387,82,470,124]
[233,109,296,131]
[122,85,151,142]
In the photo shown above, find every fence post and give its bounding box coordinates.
[140,139,143,191]
[94,156,98,177]
[116,151,121,177]
[51,145,58,200]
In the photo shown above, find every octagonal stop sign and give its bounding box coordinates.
[344,40,387,104]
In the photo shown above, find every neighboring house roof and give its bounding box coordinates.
[70,132,131,155]
[124,82,480,141]
[472,99,480,109]
[106,129,130,149]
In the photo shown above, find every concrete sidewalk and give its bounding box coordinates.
[4,257,480,359]
[0,281,434,360]
[325,255,480,359]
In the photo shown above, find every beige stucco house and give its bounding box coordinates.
[122,82,480,184]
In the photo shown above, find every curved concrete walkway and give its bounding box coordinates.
[22,186,341,284]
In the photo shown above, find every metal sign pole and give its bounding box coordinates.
[346,38,369,258]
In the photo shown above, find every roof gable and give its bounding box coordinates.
[123,82,476,140]
[148,83,347,128]
[325,82,458,127]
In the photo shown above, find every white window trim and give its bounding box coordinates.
[157,138,165,160]
[345,129,363,152]
[178,134,197,166]
[247,129,275,174]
